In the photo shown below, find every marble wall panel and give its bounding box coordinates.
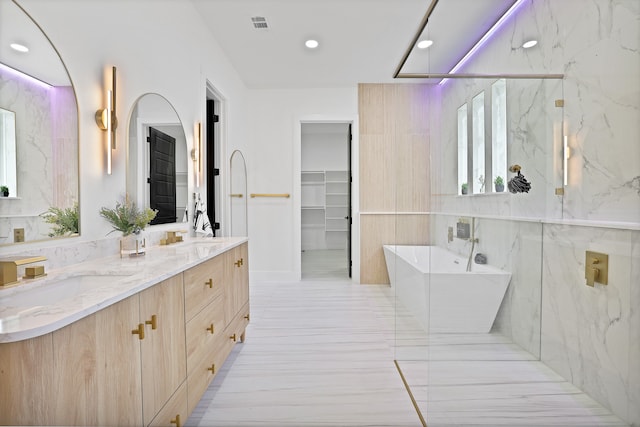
[541,224,636,425]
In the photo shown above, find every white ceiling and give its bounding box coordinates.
[191,0,519,89]
[1,0,519,90]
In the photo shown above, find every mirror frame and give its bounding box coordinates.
[126,92,189,227]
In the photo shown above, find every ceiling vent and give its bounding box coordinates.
[251,16,269,29]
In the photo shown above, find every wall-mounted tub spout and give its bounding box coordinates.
[465,217,478,272]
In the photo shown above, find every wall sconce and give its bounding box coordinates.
[563,135,570,186]
[191,122,203,187]
[95,66,117,174]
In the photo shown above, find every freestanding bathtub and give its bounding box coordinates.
[383,245,511,333]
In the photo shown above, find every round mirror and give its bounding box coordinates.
[230,150,248,237]
[127,93,188,225]
[0,0,79,245]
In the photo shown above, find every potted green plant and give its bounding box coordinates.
[41,202,79,237]
[100,196,157,257]
[494,176,505,192]
[1,186,9,197]
[100,196,157,236]
[461,183,468,195]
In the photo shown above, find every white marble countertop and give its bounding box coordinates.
[0,236,247,343]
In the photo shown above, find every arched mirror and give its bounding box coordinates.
[127,93,188,225]
[0,0,79,245]
[229,150,248,237]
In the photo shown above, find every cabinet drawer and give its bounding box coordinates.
[148,380,187,427]
[227,302,250,344]
[185,294,225,374]
[186,333,234,416]
[184,255,224,321]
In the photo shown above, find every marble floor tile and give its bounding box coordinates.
[186,273,628,427]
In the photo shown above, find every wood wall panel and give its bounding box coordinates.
[358,83,431,283]
[360,214,430,284]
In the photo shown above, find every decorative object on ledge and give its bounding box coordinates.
[95,66,117,175]
[40,202,79,237]
[460,183,468,195]
[494,176,504,192]
[0,185,8,197]
[507,164,531,193]
[99,196,157,257]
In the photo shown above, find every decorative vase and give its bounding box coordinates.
[461,187,468,195]
[495,183,504,192]
[120,232,146,257]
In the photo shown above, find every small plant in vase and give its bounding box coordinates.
[1,186,9,197]
[41,202,79,237]
[100,196,157,256]
[494,176,505,192]
[461,183,468,195]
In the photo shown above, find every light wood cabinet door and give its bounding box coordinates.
[184,254,224,321]
[140,274,187,426]
[52,295,143,426]
[0,334,54,425]
[224,242,249,326]
[148,380,188,427]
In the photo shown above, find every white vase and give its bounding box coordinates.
[120,232,146,257]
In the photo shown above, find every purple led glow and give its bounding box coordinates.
[0,62,52,89]
[439,0,529,85]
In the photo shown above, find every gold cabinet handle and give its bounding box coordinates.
[234,260,241,268]
[170,414,181,427]
[230,333,237,342]
[206,323,214,334]
[206,278,213,288]
[132,323,145,340]
[207,363,215,373]
[240,258,244,266]
[244,314,250,321]
[145,314,157,330]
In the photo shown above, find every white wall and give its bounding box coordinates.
[245,88,358,281]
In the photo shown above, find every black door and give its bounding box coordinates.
[206,99,219,236]
[148,127,176,224]
[348,124,353,278]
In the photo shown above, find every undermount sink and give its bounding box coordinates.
[1,274,132,309]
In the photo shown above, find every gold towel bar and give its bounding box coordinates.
[230,193,244,198]
[250,193,290,198]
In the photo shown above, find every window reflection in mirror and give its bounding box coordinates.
[127,93,188,225]
[0,107,17,197]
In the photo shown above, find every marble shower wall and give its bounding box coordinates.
[425,1,639,425]
[541,225,639,426]
[0,68,78,243]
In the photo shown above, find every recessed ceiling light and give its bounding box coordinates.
[10,43,29,53]
[417,40,433,49]
[305,39,319,49]
[522,40,538,48]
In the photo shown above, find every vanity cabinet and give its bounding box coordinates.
[51,294,143,426]
[224,243,250,328]
[139,274,187,426]
[0,240,248,426]
[184,243,249,415]
[0,334,55,425]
